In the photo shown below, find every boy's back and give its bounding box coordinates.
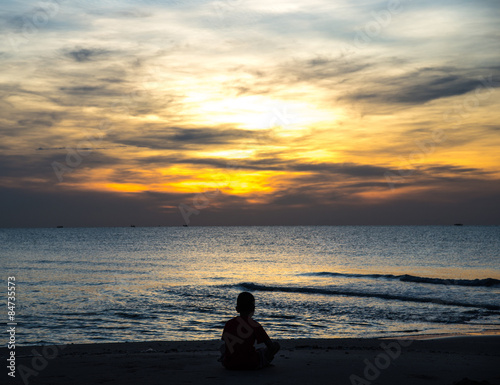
[222,315,270,370]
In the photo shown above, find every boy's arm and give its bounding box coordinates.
[264,338,281,357]
[257,324,280,355]
[260,327,274,349]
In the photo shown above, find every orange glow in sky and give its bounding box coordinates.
[1,0,500,226]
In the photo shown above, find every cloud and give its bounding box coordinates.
[18,119,53,128]
[3,173,500,227]
[0,186,186,228]
[287,55,372,83]
[346,66,500,105]
[423,165,491,175]
[0,151,123,186]
[110,126,258,150]
[59,86,108,94]
[66,48,112,62]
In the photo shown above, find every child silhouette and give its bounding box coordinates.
[220,292,280,370]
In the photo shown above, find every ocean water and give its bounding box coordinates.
[1,226,499,346]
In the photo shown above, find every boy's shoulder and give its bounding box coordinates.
[224,316,262,329]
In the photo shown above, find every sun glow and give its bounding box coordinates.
[104,183,149,193]
[64,165,296,196]
[184,94,335,131]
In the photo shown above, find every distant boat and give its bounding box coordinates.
[130,225,136,227]
[56,225,63,228]
[454,223,464,226]
[183,224,188,227]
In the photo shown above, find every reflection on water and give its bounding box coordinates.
[1,226,499,345]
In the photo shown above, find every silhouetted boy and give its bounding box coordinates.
[220,292,280,370]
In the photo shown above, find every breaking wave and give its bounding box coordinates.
[298,271,500,288]
[231,282,500,311]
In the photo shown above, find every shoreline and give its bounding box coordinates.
[3,334,499,385]
[8,327,500,349]
[383,328,500,340]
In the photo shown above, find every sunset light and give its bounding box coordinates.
[1,0,499,227]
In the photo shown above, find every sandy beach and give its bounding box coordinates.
[4,334,499,385]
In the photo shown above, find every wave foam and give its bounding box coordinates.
[232,282,500,311]
[299,272,500,288]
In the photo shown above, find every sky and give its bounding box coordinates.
[1,0,499,227]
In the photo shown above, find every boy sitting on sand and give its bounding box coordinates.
[220,292,280,370]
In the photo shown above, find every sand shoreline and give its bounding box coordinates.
[3,334,499,385]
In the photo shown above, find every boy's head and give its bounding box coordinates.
[236,291,255,315]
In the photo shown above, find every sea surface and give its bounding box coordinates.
[1,226,499,346]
